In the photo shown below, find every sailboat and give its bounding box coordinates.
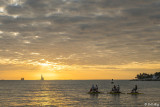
[41,75,44,80]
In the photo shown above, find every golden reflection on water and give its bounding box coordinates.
[26,81,79,106]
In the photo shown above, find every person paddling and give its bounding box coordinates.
[131,85,138,93]
[90,84,95,92]
[134,85,137,92]
[90,84,99,92]
[95,84,98,92]
[117,85,120,93]
[112,85,117,92]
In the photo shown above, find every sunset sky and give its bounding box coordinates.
[0,0,160,80]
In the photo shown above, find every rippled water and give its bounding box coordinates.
[0,80,160,106]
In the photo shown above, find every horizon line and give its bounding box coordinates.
[0,79,132,80]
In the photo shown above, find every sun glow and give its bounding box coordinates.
[40,63,51,66]
[36,60,67,72]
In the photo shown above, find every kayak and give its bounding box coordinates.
[88,91,102,94]
[107,92,124,94]
[127,92,144,94]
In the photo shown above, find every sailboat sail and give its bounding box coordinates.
[41,75,44,80]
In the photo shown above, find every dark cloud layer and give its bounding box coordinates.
[0,0,160,67]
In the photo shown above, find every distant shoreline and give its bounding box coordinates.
[130,79,160,81]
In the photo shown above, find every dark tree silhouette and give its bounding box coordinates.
[135,72,160,79]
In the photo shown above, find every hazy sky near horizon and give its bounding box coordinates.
[0,0,160,79]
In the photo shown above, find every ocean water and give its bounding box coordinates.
[0,80,160,107]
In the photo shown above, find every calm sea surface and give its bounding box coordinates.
[0,80,160,107]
